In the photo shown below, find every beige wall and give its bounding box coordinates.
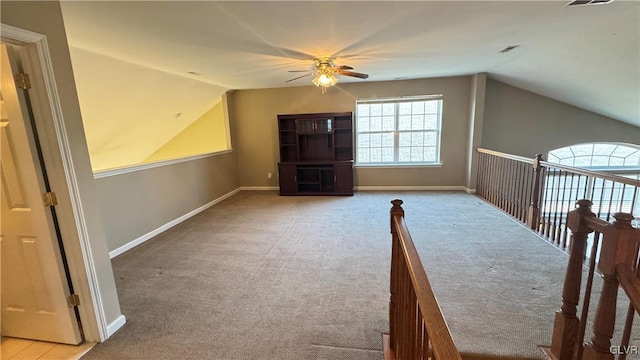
[483,78,640,158]
[144,101,229,163]
[230,76,472,188]
[1,0,122,338]
[96,152,240,252]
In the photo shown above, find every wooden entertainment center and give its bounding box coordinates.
[277,112,354,196]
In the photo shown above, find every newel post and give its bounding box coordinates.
[550,199,595,360]
[389,199,404,351]
[527,154,544,230]
[583,213,638,360]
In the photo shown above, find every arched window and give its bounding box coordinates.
[547,143,640,170]
[544,142,639,226]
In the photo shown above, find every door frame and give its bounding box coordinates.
[1,24,111,342]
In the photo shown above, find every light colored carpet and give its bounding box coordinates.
[81,191,635,360]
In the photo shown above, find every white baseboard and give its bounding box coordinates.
[354,186,467,191]
[465,187,477,194]
[239,186,279,191]
[106,314,126,338]
[108,188,241,258]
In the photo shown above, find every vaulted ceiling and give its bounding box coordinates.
[60,1,640,169]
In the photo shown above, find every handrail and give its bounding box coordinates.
[540,160,640,188]
[387,199,461,360]
[476,148,640,360]
[617,264,640,315]
[477,147,535,164]
[477,147,640,187]
[548,203,640,360]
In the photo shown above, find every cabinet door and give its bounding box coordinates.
[296,118,333,134]
[334,162,353,193]
[278,163,297,195]
[296,119,315,134]
[315,118,333,133]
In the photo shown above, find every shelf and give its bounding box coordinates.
[278,112,353,196]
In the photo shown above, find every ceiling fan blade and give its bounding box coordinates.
[337,70,369,79]
[288,70,312,73]
[333,65,353,71]
[286,73,313,83]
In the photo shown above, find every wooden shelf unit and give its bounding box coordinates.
[277,112,353,196]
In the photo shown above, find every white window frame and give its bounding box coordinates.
[355,95,443,167]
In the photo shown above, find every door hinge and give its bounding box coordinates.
[43,192,58,207]
[14,73,31,90]
[67,294,81,307]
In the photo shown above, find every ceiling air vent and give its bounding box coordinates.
[567,0,614,6]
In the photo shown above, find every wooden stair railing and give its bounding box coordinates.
[476,147,639,252]
[386,199,462,360]
[546,200,640,360]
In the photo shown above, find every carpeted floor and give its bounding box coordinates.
[81,191,635,360]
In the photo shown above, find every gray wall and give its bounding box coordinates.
[1,0,122,338]
[230,76,472,188]
[482,78,640,158]
[95,152,240,252]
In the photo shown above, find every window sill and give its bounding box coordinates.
[355,163,443,169]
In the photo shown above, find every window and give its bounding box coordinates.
[355,96,443,166]
[547,143,640,171]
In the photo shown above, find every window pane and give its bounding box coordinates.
[572,144,594,156]
[370,116,382,132]
[399,147,411,162]
[412,132,424,145]
[612,146,638,157]
[370,133,382,147]
[383,103,395,116]
[412,102,425,113]
[591,156,610,167]
[382,116,395,131]
[358,118,370,132]
[425,114,438,129]
[609,157,624,166]
[425,132,437,146]
[624,153,640,166]
[399,133,411,147]
[399,102,412,115]
[424,147,436,162]
[398,115,411,131]
[560,158,574,166]
[358,134,370,147]
[370,148,382,162]
[411,147,423,162]
[573,156,591,167]
[593,144,617,156]
[370,104,382,116]
[382,132,394,147]
[357,104,369,117]
[358,148,370,163]
[382,148,394,162]
[424,101,438,113]
[411,115,424,130]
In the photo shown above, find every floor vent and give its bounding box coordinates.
[567,0,614,6]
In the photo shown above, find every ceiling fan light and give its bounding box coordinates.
[311,71,338,93]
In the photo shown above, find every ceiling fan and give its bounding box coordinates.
[286,57,369,93]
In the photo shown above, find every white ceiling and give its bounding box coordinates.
[61,0,640,131]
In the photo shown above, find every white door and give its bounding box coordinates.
[0,44,82,344]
